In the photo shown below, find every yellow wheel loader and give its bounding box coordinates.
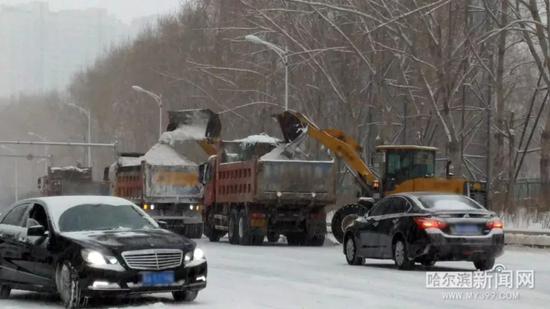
[276,111,486,243]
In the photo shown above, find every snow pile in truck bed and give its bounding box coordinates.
[143,143,196,166]
[117,156,143,167]
[159,125,206,146]
[50,166,90,173]
[260,144,289,160]
[234,133,280,146]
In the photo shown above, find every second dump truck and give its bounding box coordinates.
[200,135,336,246]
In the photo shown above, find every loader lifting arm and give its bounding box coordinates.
[277,111,378,195]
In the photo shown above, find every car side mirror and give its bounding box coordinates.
[198,163,208,185]
[28,224,46,237]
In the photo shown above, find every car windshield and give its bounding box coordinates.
[418,195,484,211]
[57,204,158,232]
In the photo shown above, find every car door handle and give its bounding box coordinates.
[372,221,379,227]
[392,218,399,224]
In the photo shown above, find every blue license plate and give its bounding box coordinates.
[453,224,480,235]
[141,271,175,286]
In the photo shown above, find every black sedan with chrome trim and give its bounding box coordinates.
[343,193,504,270]
[0,196,207,308]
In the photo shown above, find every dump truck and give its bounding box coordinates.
[38,166,109,196]
[109,109,222,239]
[200,134,336,246]
[110,148,204,238]
[276,111,487,243]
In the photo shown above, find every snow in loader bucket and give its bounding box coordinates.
[163,108,221,145]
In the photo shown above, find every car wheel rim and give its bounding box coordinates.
[60,265,71,301]
[346,238,355,261]
[395,241,405,265]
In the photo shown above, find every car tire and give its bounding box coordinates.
[172,290,198,302]
[421,259,436,268]
[0,284,11,299]
[473,258,495,271]
[393,239,413,270]
[345,236,363,265]
[228,210,239,245]
[238,210,252,246]
[57,261,83,309]
[267,232,279,243]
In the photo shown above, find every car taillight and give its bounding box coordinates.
[486,219,504,229]
[414,217,448,230]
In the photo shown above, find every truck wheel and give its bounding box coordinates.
[187,224,204,239]
[331,204,369,243]
[267,232,279,243]
[204,224,223,242]
[252,233,265,246]
[228,210,239,245]
[286,233,305,246]
[238,210,252,246]
[306,234,325,246]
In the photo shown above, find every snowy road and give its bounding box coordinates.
[2,238,549,309]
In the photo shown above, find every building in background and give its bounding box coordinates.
[0,2,153,97]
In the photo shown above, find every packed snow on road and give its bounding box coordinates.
[1,238,549,309]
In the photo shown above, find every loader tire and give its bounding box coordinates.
[331,204,369,243]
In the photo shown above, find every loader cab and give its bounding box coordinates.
[375,145,437,192]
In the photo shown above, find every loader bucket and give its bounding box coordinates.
[167,108,221,139]
[275,111,312,143]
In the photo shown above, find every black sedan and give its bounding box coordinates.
[343,193,504,270]
[0,196,207,308]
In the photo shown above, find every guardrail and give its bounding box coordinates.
[504,229,550,236]
[504,229,550,247]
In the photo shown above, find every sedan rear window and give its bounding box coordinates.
[418,195,483,210]
[58,204,158,232]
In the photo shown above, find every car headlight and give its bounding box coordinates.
[184,248,206,264]
[194,248,205,260]
[81,249,118,266]
[184,251,193,263]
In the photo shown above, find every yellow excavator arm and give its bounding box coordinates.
[277,111,378,191]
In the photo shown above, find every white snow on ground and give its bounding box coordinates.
[142,143,196,166]
[234,133,280,146]
[1,239,549,309]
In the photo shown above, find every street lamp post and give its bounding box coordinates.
[132,85,163,138]
[66,103,92,167]
[245,35,289,111]
[0,145,18,202]
[28,131,49,173]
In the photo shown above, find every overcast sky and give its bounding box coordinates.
[1,0,185,23]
